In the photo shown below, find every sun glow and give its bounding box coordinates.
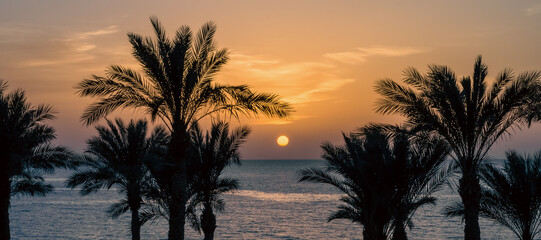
[277,135,289,147]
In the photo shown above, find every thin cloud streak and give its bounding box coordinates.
[285,78,355,104]
[247,115,312,126]
[6,25,123,67]
[323,46,426,64]
[73,25,119,39]
[526,3,541,16]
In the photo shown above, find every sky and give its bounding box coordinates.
[1,0,541,159]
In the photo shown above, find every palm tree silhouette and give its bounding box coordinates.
[374,56,541,240]
[445,151,541,240]
[185,121,250,240]
[75,17,292,239]
[0,80,74,240]
[299,125,449,240]
[136,122,249,240]
[65,119,168,240]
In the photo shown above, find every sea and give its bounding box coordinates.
[10,160,514,240]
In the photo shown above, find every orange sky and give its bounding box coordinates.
[1,0,541,159]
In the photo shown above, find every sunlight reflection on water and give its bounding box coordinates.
[231,190,340,203]
[10,160,513,239]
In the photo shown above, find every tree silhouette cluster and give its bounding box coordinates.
[2,16,541,240]
[300,56,541,240]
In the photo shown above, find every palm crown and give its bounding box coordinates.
[299,125,449,240]
[375,56,539,171]
[76,17,292,131]
[1,80,74,240]
[66,118,168,240]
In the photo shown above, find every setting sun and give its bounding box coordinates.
[277,135,289,146]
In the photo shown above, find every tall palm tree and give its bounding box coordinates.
[299,125,449,240]
[0,80,74,240]
[374,56,541,240]
[65,119,168,240]
[185,121,250,240]
[76,17,292,240]
[445,151,541,240]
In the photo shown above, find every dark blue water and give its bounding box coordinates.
[10,160,512,239]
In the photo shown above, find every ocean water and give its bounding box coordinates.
[10,160,513,239]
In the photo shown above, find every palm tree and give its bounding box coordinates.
[445,151,541,240]
[0,80,74,240]
[299,125,449,240]
[185,121,250,240]
[374,56,541,240]
[76,17,292,240]
[137,122,249,240]
[65,119,168,240]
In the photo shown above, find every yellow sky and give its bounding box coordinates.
[1,0,541,159]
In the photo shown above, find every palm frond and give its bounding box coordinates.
[107,199,130,219]
[10,170,53,197]
[444,201,465,218]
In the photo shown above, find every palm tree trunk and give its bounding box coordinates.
[392,224,407,240]
[1,166,10,240]
[168,129,189,240]
[521,232,532,240]
[459,170,481,240]
[128,183,141,240]
[201,205,216,240]
[168,172,186,240]
[521,225,532,240]
[131,207,141,240]
[362,224,387,240]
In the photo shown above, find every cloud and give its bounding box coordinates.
[74,25,119,39]
[248,115,312,125]
[526,3,541,16]
[323,46,426,64]
[221,51,353,105]
[0,24,45,43]
[216,51,361,124]
[220,47,428,125]
[285,78,355,104]
[1,25,122,68]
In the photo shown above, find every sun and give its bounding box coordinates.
[277,135,289,147]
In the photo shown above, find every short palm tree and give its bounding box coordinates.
[299,125,449,240]
[76,17,292,240]
[185,121,250,240]
[374,56,541,240]
[0,80,74,240]
[446,151,541,240]
[66,119,168,240]
[137,122,249,240]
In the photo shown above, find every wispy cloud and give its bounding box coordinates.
[56,25,119,55]
[323,46,426,64]
[248,115,312,125]
[4,25,122,67]
[285,78,355,104]
[220,46,428,125]
[217,51,367,125]
[222,51,352,105]
[74,25,119,39]
[526,3,541,16]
